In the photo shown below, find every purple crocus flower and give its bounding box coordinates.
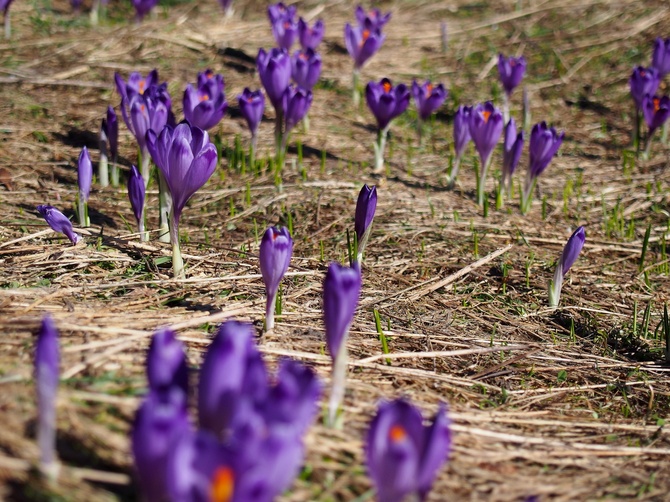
[1,0,15,39]
[114,69,159,101]
[218,0,232,15]
[354,184,377,264]
[629,66,659,110]
[259,226,293,331]
[291,49,322,91]
[298,17,324,50]
[271,16,297,51]
[323,262,362,426]
[131,0,158,22]
[469,102,504,205]
[34,315,60,480]
[77,147,92,204]
[146,122,218,277]
[257,48,291,112]
[267,2,296,25]
[549,226,585,307]
[71,0,82,13]
[37,205,81,245]
[132,389,190,502]
[282,84,313,134]
[411,80,447,122]
[100,105,119,186]
[365,399,452,502]
[497,54,527,97]
[146,328,188,396]
[501,118,524,194]
[183,70,227,131]
[447,105,472,185]
[127,165,146,240]
[522,121,564,214]
[355,5,391,31]
[366,78,410,131]
[652,38,670,78]
[344,23,385,70]
[238,88,265,136]
[198,320,268,439]
[642,94,670,136]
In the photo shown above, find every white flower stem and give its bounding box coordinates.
[4,11,10,40]
[98,151,109,188]
[521,173,537,215]
[169,212,184,278]
[110,156,119,187]
[265,292,277,332]
[477,154,492,206]
[352,70,360,108]
[373,127,388,173]
[328,342,348,428]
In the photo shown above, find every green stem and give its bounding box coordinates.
[373,127,388,173]
[521,173,538,215]
[477,154,492,206]
[158,169,171,243]
[170,211,184,278]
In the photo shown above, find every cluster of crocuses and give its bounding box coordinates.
[629,38,670,158]
[447,55,564,214]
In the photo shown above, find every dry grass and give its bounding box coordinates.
[1,0,670,500]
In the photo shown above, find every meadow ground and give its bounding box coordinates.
[1,0,670,500]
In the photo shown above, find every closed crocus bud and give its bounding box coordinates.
[121,83,171,156]
[629,66,659,109]
[652,38,670,78]
[77,147,92,203]
[146,328,188,396]
[37,205,81,245]
[131,0,158,21]
[522,121,564,214]
[502,118,524,193]
[132,389,190,502]
[298,17,324,50]
[272,16,297,51]
[102,105,118,160]
[238,88,265,141]
[453,105,472,160]
[497,54,527,97]
[354,184,377,264]
[355,5,391,31]
[267,2,296,25]
[344,23,385,70]
[127,164,146,239]
[365,399,452,502]
[291,49,322,91]
[411,80,447,122]
[114,69,159,100]
[257,48,292,112]
[549,226,585,308]
[34,315,60,481]
[259,226,293,331]
[366,78,410,131]
[283,85,313,134]
[642,94,670,136]
[198,320,268,438]
[183,70,227,131]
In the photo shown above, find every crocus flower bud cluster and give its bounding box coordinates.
[345,5,390,71]
[549,226,586,307]
[132,321,322,501]
[183,69,227,131]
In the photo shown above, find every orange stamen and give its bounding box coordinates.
[426,83,433,97]
[211,467,235,502]
[389,425,407,443]
[654,98,661,112]
[382,80,392,93]
[482,110,491,123]
[139,81,145,94]
[199,94,210,102]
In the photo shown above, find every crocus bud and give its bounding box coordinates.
[549,226,585,307]
[365,399,452,502]
[629,66,659,110]
[453,105,472,160]
[198,320,268,438]
[238,88,265,137]
[37,205,81,245]
[34,315,60,481]
[282,85,313,133]
[132,389,190,502]
[259,226,293,331]
[502,118,524,193]
[77,147,92,203]
[298,17,324,50]
[291,49,322,91]
[365,78,410,131]
[267,2,295,24]
[642,94,670,136]
[120,83,171,160]
[146,328,188,396]
[131,0,158,21]
[411,80,447,122]
[272,16,297,51]
[183,70,227,131]
[127,164,145,237]
[497,54,527,97]
[257,48,291,112]
[101,105,118,160]
[652,38,670,78]
[355,5,391,31]
[522,121,564,213]
[354,184,377,264]
[344,23,385,70]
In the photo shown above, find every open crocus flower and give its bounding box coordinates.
[344,23,385,72]
[127,165,147,241]
[652,38,670,78]
[37,205,81,245]
[642,94,670,158]
[131,0,158,22]
[257,48,291,151]
[630,66,660,110]
[549,226,585,307]
[298,17,324,50]
[365,398,452,502]
[146,122,218,278]
[366,78,410,172]
[114,69,159,101]
[282,85,313,135]
[183,70,227,131]
[354,184,377,264]
[238,88,265,163]
[34,315,60,481]
[259,226,293,331]
[323,262,362,427]
[355,5,391,31]
[1,0,16,39]
[521,121,564,214]
[100,105,119,187]
[411,80,447,122]
[469,102,504,205]
[291,49,322,91]
[268,2,297,50]
[267,2,296,25]
[498,54,526,121]
[501,118,524,195]
[77,147,92,227]
[447,105,472,185]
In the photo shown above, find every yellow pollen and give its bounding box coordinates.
[426,83,433,97]
[299,52,308,60]
[139,81,145,94]
[382,81,392,93]
[654,98,661,112]
[199,94,210,102]
[205,70,213,79]
[482,110,491,123]
[211,467,235,502]
[389,425,407,443]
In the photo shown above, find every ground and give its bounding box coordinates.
[1,0,670,500]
